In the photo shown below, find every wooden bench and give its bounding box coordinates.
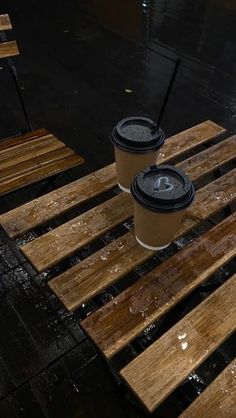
[0,15,84,196]
[0,120,235,415]
[0,128,84,196]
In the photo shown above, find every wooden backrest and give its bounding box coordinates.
[0,14,12,31]
[0,14,19,59]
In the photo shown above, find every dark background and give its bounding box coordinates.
[0,1,235,417]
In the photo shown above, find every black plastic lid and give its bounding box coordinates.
[111,116,165,153]
[131,165,195,213]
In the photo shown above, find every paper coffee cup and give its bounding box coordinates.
[111,117,165,192]
[131,165,195,250]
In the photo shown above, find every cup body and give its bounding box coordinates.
[114,146,159,192]
[133,200,186,250]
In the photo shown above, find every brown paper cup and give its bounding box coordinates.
[133,200,185,249]
[114,145,159,192]
[111,117,165,193]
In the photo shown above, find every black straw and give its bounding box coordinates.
[157,58,181,127]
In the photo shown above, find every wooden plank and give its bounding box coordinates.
[50,168,236,311]
[180,359,236,418]
[0,129,48,152]
[157,120,226,164]
[0,133,63,159]
[18,136,233,272]
[0,147,74,182]
[0,154,84,197]
[0,135,66,170]
[0,164,117,238]
[120,272,236,412]
[177,135,236,181]
[0,40,19,59]
[21,192,133,272]
[0,120,225,238]
[81,212,236,359]
[0,14,12,31]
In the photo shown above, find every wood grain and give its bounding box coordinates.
[0,40,19,59]
[0,147,74,182]
[81,213,236,359]
[177,135,236,181]
[0,129,48,152]
[0,135,65,169]
[0,120,225,239]
[0,154,84,197]
[157,120,225,164]
[50,168,236,311]
[0,164,117,238]
[21,193,133,272]
[180,359,236,417]
[19,135,233,272]
[120,272,236,412]
[0,14,12,31]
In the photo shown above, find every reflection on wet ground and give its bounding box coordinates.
[0,0,235,417]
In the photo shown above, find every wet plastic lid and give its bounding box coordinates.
[111,116,165,153]
[131,165,195,213]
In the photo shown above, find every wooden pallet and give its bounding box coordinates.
[1,120,236,415]
[0,129,84,197]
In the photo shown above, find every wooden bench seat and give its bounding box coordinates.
[0,129,84,197]
[120,271,236,412]
[180,358,236,417]
[0,120,235,415]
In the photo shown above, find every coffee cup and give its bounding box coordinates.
[131,165,195,250]
[111,117,165,193]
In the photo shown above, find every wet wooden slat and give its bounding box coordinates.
[0,154,84,197]
[19,137,233,272]
[21,193,133,272]
[180,359,236,418]
[81,213,236,359]
[0,147,74,182]
[50,168,236,311]
[0,164,117,238]
[0,135,65,169]
[157,120,225,164]
[120,271,236,412]
[0,40,19,59]
[0,120,225,239]
[0,129,48,152]
[177,135,236,181]
[0,14,12,31]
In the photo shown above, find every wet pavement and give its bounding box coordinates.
[0,0,236,417]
